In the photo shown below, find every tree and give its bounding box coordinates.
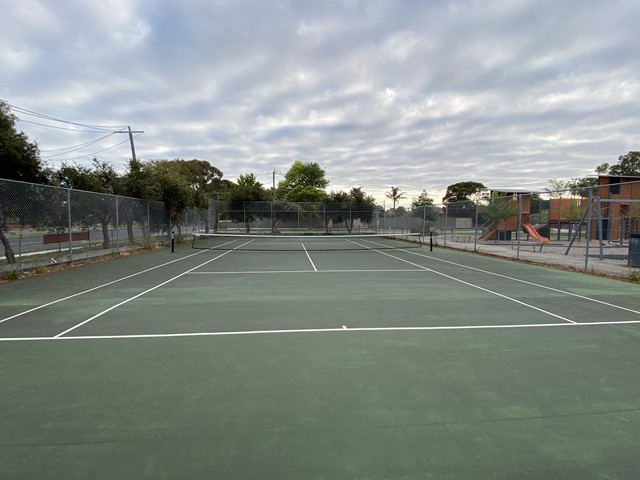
[545,179,572,198]
[140,159,226,236]
[119,158,157,243]
[596,151,640,176]
[0,101,48,263]
[278,161,329,202]
[325,190,350,233]
[148,168,191,237]
[393,206,408,217]
[442,181,486,203]
[324,187,376,233]
[565,151,640,199]
[349,187,376,228]
[170,159,224,209]
[0,101,46,183]
[567,177,598,198]
[55,158,121,249]
[224,174,267,233]
[411,190,438,222]
[410,190,438,221]
[385,186,406,212]
[480,197,519,242]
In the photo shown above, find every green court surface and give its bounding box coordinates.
[1,241,640,479]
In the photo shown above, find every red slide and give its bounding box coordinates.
[523,223,549,244]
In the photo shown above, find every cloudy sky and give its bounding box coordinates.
[2,0,639,205]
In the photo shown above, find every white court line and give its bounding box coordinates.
[301,243,318,271]
[348,239,578,324]
[187,269,421,274]
[0,248,214,325]
[53,240,254,338]
[399,247,640,316]
[3,319,640,342]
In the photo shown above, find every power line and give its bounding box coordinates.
[8,104,127,132]
[40,133,116,154]
[46,133,143,163]
[8,103,144,164]
[16,118,117,133]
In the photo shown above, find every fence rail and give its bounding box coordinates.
[426,182,640,279]
[0,178,206,272]
[3,178,640,280]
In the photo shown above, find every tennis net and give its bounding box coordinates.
[191,232,423,251]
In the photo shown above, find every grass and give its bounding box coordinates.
[3,270,21,281]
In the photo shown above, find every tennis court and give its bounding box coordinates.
[2,234,640,479]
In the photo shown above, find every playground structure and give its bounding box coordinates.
[476,178,640,248]
[478,190,545,244]
[592,175,640,241]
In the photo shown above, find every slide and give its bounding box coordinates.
[523,223,549,245]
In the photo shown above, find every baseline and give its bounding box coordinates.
[2,319,640,342]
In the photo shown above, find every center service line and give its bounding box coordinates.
[301,243,318,271]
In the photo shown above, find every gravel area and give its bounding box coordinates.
[435,237,640,280]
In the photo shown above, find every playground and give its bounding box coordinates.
[428,178,640,278]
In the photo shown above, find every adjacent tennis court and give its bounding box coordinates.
[1,234,640,479]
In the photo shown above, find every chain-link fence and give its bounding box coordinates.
[418,180,640,280]
[205,185,640,279]
[0,178,206,273]
[4,177,640,280]
[211,200,380,234]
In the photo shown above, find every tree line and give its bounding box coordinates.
[1,101,441,236]
[2,99,638,238]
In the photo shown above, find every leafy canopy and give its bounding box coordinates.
[410,190,437,220]
[596,151,640,176]
[443,181,486,203]
[0,100,46,183]
[278,161,328,202]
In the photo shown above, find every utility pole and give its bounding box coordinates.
[115,126,144,162]
[128,126,139,162]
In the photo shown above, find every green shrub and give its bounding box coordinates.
[3,270,20,281]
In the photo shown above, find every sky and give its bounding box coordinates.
[1,0,639,206]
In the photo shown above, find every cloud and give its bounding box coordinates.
[2,0,639,205]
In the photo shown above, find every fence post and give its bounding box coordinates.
[474,201,479,252]
[115,195,120,253]
[584,190,593,272]
[444,206,448,246]
[557,196,562,240]
[67,188,73,263]
[597,196,604,259]
[516,194,523,258]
